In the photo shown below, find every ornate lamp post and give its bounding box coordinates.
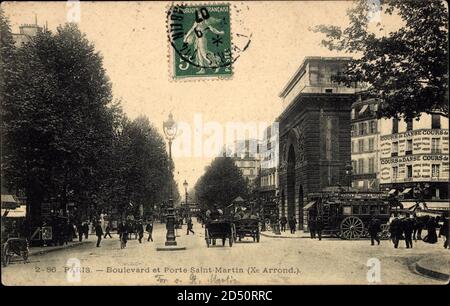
[345,164,353,191]
[183,180,188,219]
[163,113,178,246]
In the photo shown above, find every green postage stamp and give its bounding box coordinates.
[167,3,233,79]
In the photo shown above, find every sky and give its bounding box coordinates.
[3,1,358,195]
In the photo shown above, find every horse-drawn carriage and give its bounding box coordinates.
[307,192,391,240]
[234,218,260,242]
[204,219,235,247]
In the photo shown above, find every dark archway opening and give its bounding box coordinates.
[287,145,296,220]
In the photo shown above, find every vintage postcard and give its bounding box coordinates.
[1,0,449,290]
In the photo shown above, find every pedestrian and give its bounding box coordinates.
[95,221,103,247]
[413,215,426,241]
[368,215,381,246]
[77,222,84,242]
[403,216,414,248]
[280,216,287,232]
[137,221,144,243]
[309,216,316,239]
[423,217,438,244]
[187,218,195,235]
[316,217,323,241]
[146,221,153,242]
[118,220,129,249]
[104,223,112,238]
[438,217,449,249]
[389,216,402,248]
[83,222,89,240]
[289,216,297,234]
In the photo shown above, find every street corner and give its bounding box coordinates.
[415,254,450,282]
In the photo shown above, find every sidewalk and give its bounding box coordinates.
[260,230,310,239]
[415,254,450,281]
[29,240,92,256]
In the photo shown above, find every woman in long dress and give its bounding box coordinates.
[183,17,224,74]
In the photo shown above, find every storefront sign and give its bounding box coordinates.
[381,154,449,165]
[380,129,448,141]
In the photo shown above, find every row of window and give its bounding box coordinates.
[351,137,376,153]
[391,115,442,134]
[391,138,441,156]
[351,120,378,137]
[352,157,376,175]
[262,174,277,187]
[392,164,441,179]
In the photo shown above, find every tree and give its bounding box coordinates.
[2,23,117,226]
[311,0,448,119]
[194,157,249,210]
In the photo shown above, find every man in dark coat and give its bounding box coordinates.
[280,216,287,232]
[77,222,84,242]
[316,217,324,241]
[104,223,112,238]
[95,222,103,247]
[289,216,297,234]
[186,218,195,235]
[439,218,449,249]
[137,221,144,243]
[83,222,89,239]
[389,217,402,248]
[368,215,381,246]
[309,217,316,239]
[146,221,153,242]
[118,221,129,249]
[403,217,415,248]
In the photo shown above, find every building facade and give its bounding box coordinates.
[351,97,380,191]
[277,57,359,229]
[12,23,43,47]
[379,114,449,200]
[231,139,260,184]
[259,124,279,201]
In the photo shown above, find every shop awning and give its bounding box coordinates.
[402,202,450,211]
[388,189,397,194]
[303,201,316,211]
[402,188,412,194]
[1,194,19,209]
[1,205,26,218]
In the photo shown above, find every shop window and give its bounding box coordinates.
[392,166,398,179]
[432,164,440,178]
[358,139,364,153]
[431,138,441,153]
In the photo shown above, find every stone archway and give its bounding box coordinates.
[287,144,296,220]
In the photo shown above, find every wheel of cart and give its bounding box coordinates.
[339,216,365,240]
[379,224,391,239]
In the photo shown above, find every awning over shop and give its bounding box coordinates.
[303,201,316,211]
[402,188,412,194]
[1,205,26,218]
[389,189,397,194]
[1,194,19,209]
[402,202,450,211]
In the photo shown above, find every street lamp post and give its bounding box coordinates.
[183,180,188,219]
[163,113,178,246]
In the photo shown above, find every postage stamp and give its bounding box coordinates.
[167,3,233,79]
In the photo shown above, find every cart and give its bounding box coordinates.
[307,192,391,240]
[2,238,29,267]
[204,220,235,247]
[234,218,260,242]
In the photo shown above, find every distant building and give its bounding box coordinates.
[259,123,279,201]
[379,113,449,201]
[12,23,43,47]
[350,96,380,191]
[230,139,260,184]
